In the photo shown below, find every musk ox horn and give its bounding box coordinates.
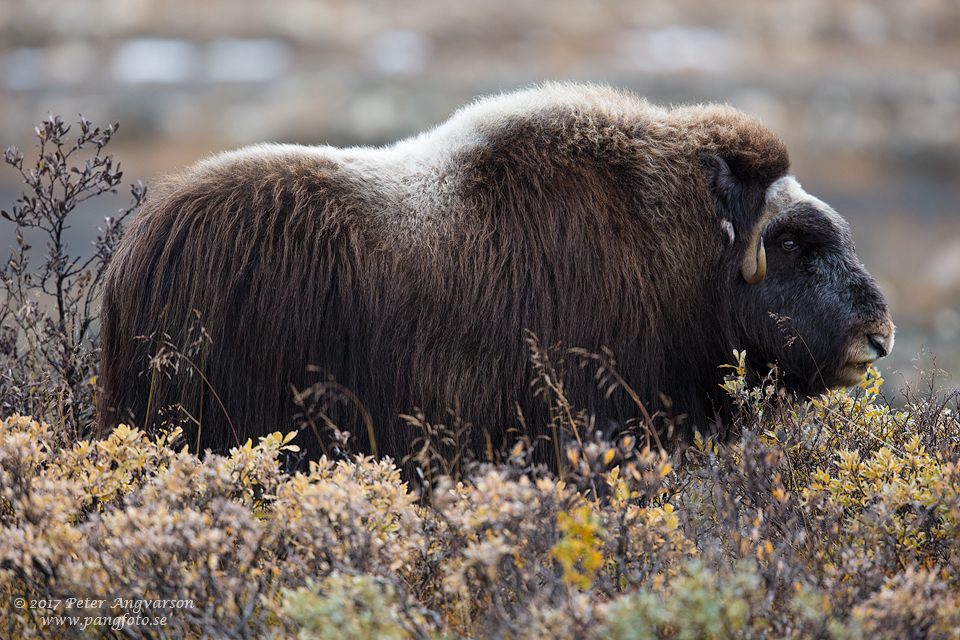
[741,237,767,284]
[740,207,779,285]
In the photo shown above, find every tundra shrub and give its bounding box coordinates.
[0,417,429,639]
[2,363,957,639]
[1,115,143,439]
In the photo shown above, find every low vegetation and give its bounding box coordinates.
[0,116,958,639]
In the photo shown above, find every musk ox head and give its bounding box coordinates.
[705,153,894,398]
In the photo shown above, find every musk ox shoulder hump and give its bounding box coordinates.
[410,83,790,189]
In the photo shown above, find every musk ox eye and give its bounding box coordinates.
[781,238,798,252]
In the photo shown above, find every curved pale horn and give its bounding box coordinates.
[740,207,778,285]
[741,237,767,285]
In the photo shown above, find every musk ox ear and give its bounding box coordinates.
[701,152,746,222]
[701,152,771,284]
[701,153,743,246]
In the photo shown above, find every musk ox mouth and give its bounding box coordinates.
[835,324,896,388]
[836,361,874,388]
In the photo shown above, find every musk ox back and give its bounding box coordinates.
[98,83,894,466]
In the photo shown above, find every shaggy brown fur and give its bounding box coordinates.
[97,83,891,467]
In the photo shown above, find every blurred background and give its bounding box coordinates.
[1,0,958,397]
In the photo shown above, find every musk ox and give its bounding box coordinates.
[98,83,894,466]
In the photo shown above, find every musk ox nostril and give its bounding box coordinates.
[867,334,889,359]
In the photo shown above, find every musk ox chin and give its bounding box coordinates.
[98,83,894,466]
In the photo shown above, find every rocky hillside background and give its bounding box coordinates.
[1,0,959,394]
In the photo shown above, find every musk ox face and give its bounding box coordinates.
[725,173,894,397]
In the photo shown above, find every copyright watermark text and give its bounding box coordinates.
[14,597,195,631]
